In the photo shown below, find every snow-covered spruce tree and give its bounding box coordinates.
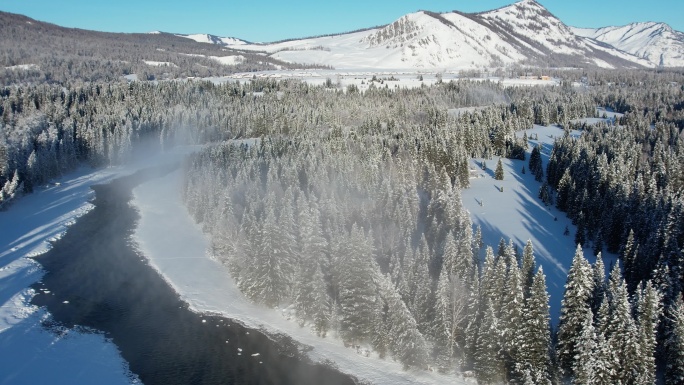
[572,309,597,385]
[590,252,606,317]
[592,315,613,385]
[634,280,662,385]
[242,191,297,306]
[500,253,523,382]
[408,236,435,336]
[518,267,552,384]
[494,158,504,180]
[521,239,536,298]
[441,232,460,278]
[605,262,641,384]
[434,267,468,371]
[293,205,331,336]
[489,250,509,319]
[378,274,427,369]
[474,301,505,384]
[462,265,481,371]
[665,294,684,385]
[473,224,484,254]
[557,244,594,378]
[538,181,553,206]
[497,238,508,259]
[554,169,572,212]
[0,169,21,209]
[621,229,638,290]
[529,144,543,182]
[337,225,379,344]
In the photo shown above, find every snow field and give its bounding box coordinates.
[461,124,617,323]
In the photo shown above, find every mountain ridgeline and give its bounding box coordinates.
[214,0,682,70]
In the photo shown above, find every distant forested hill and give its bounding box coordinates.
[0,11,323,85]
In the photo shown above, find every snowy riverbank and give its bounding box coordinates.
[132,170,473,385]
[0,166,138,384]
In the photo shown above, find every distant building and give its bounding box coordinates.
[519,74,551,80]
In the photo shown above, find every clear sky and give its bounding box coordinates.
[1,0,682,43]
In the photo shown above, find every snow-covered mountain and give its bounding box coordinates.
[220,0,653,70]
[175,33,248,46]
[572,22,684,67]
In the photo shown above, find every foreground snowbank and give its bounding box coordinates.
[132,170,471,385]
[0,166,138,384]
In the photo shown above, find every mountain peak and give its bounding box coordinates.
[572,21,684,67]
[514,0,540,6]
[486,0,554,19]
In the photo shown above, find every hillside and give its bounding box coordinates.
[0,12,320,85]
[572,22,684,67]
[223,0,653,70]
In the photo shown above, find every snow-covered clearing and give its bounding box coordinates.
[571,107,623,126]
[207,69,558,91]
[0,166,138,384]
[208,55,244,66]
[461,124,616,324]
[143,60,178,67]
[133,170,472,385]
[4,64,39,71]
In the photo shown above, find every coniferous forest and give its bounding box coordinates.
[2,67,684,384]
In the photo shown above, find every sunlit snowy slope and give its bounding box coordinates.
[175,33,248,46]
[204,0,652,70]
[572,22,684,67]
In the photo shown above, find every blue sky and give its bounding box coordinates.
[1,0,682,42]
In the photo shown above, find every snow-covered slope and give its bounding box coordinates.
[223,0,648,70]
[572,22,684,67]
[480,0,584,56]
[475,0,651,68]
[176,33,247,46]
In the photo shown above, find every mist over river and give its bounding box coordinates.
[31,165,355,385]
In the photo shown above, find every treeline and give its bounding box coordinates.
[0,74,599,208]
[1,77,545,207]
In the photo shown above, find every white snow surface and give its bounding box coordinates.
[5,64,39,71]
[177,33,247,46]
[143,60,178,67]
[0,166,138,385]
[481,0,583,56]
[572,22,684,67]
[132,170,472,385]
[208,55,245,66]
[227,11,525,70]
